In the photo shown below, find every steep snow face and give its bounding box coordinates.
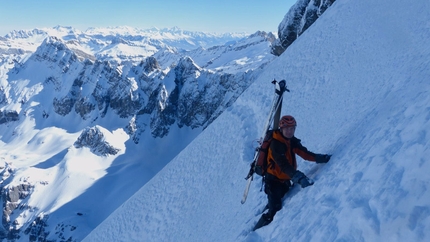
[83,0,430,241]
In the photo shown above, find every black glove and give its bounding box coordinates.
[315,154,331,163]
[291,170,314,188]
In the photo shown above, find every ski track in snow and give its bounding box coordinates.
[83,0,430,241]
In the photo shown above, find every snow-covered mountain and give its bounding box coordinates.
[0,25,282,240]
[1,28,276,131]
[83,0,430,241]
[1,26,249,65]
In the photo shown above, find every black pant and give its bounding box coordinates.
[264,175,290,219]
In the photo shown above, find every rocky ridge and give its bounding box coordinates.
[271,0,336,56]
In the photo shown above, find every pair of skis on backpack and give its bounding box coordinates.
[241,79,289,204]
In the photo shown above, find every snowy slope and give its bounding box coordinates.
[84,0,430,241]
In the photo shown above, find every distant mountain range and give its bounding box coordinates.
[1,26,250,64]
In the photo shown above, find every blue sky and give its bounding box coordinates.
[0,0,296,35]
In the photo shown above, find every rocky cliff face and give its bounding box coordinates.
[272,0,336,56]
[5,33,271,136]
[134,56,254,139]
[0,161,33,240]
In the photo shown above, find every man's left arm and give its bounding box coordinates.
[293,138,331,163]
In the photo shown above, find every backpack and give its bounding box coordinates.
[254,130,274,176]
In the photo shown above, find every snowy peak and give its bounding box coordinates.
[34,36,80,63]
[248,30,276,41]
[8,36,85,95]
[84,26,144,36]
[83,26,224,38]
[175,56,201,78]
[4,28,48,39]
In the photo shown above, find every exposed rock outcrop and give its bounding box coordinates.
[0,110,19,124]
[74,126,120,156]
[272,0,336,56]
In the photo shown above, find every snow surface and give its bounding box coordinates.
[84,0,430,241]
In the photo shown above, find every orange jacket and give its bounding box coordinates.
[266,130,317,181]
